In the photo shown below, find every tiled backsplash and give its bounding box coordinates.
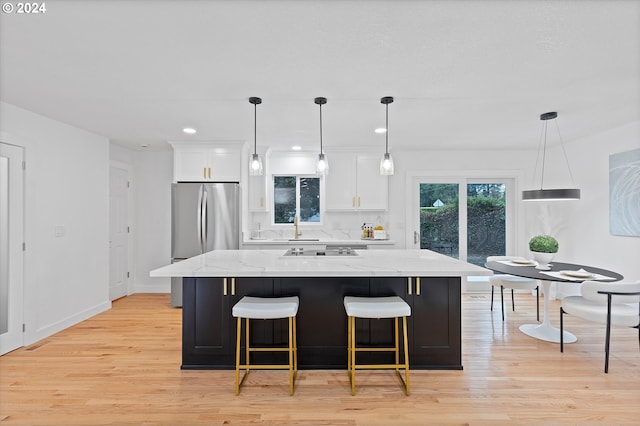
[248,211,400,242]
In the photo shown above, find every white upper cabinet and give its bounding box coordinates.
[248,173,268,212]
[170,142,243,182]
[325,154,388,211]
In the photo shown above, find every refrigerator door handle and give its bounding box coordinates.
[197,184,205,253]
[201,185,208,252]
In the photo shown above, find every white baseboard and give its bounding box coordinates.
[26,300,111,346]
[133,282,170,293]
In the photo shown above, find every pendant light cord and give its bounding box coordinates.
[385,103,389,154]
[555,119,576,185]
[319,103,323,154]
[540,120,548,190]
[253,103,257,155]
[532,115,576,190]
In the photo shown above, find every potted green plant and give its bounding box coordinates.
[529,235,558,269]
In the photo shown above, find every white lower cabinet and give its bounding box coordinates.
[325,154,388,211]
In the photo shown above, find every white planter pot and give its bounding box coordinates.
[532,251,554,270]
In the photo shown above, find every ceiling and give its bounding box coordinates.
[1,0,638,153]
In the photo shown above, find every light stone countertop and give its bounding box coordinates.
[150,249,492,278]
[242,238,395,246]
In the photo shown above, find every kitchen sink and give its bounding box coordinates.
[283,248,358,257]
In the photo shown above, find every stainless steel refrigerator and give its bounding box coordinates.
[171,182,240,307]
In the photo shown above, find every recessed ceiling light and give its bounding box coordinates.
[140,144,149,148]
[375,128,387,134]
[292,145,302,151]
[183,127,197,134]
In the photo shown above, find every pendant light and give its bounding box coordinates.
[248,97,264,176]
[315,97,329,175]
[379,96,395,175]
[522,112,581,201]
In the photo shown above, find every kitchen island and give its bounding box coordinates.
[150,249,491,370]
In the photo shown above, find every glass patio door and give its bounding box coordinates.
[411,177,514,267]
[418,182,461,258]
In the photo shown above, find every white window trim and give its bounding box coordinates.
[404,169,525,257]
[272,174,323,226]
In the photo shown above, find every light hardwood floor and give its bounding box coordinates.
[1,293,638,425]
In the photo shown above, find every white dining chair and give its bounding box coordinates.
[487,256,540,321]
[560,280,640,373]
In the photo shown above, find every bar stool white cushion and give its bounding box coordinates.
[344,296,411,318]
[232,296,299,319]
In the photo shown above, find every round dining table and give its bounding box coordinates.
[485,260,623,343]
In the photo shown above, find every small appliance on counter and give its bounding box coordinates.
[361,223,387,240]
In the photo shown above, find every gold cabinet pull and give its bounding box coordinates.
[203,167,207,179]
[231,278,236,296]
[416,277,421,296]
[357,197,361,207]
[407,277,412,295]
[223,278,228,296]
[260,197,264,207]
[352,196,355,207]
[207,167,211,179]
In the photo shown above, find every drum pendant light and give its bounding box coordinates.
[248,97,264,176]
[379,96,395,175]
[522,112,580,201]
[315,97,329,175]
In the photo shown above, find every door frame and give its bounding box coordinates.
[404,169,525,291]
[109,160,134,300]
[0,141,25,355]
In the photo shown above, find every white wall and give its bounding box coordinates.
[109,143,173,293]
[248,148,532,244]
[524,121,640,297]
[0,102,110,345]
[389,148,532,250]
[110,143,134,164]
[132,150,172,293]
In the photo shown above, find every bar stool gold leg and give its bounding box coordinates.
[233,296,299,396]
[350,316,356,396]
[288,316,294,396]
[344,296,411,396]
[245,317,250,373]
[235,316,242,396]
[346,317,350,387]
[402,316,410,396]
[394,317,400,372]
[293,316,298,378]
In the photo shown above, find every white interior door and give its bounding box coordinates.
[109,163,130,301]
[0,142,25,355]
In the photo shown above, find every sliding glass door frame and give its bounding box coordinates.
[405,170,524,263]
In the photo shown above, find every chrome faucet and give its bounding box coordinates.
[293,215,302,240]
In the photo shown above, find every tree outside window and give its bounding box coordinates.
[274,176,320,224]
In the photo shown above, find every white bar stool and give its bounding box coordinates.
[232,296,299,395]
[344,296,411,396]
